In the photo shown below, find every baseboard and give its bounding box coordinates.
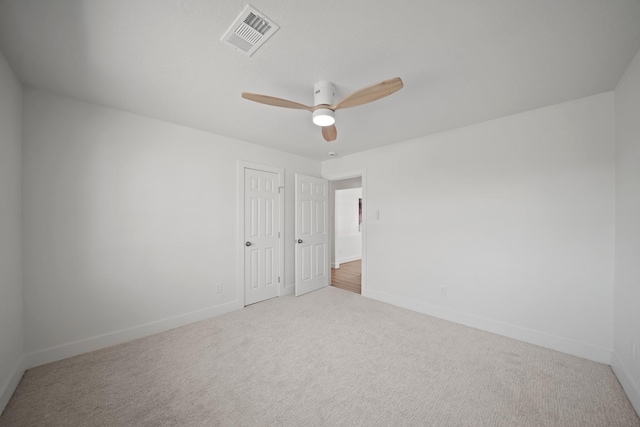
[366,289,612,365]
[336,255,361,264]
[0,356,25,416]
[611,352,640,416]
[24,300,243,370]
[332,262,340,269]
[281,286,294,296]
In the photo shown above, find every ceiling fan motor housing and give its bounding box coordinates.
[312,81,336,126]
[314,81,336,106]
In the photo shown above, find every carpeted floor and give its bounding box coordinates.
[1,286,639,426]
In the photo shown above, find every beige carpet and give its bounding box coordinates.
[2,287,639,426]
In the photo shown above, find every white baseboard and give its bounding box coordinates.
[24,300,243,370]
[366,289,612,365]
[336,255,361,264]
[332,262,340,269]
[0,356,25,416]
[281,286,294,296]
[611,351,640,416]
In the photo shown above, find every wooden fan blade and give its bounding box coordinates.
[322,125,337,142]
[332,77,403,110]
[241,92,313,111]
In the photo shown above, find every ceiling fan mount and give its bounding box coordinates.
[241,77,403,142]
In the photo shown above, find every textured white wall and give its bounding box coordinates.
[0,52,23,411]
[335,188,362,264]
[323,93,615,363]
[613,47,640,413]
[22,89,320,363]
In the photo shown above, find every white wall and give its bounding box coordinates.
[613,47,640,413]
[0,52,23,412]
[335,188,362,264]
[323,93,615,363]
[22,89,320,366]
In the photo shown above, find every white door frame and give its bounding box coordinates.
[323,169,368,297]
[237,161,285,306]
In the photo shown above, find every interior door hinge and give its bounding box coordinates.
[278,186,283,194]
[278,276,281,283]
[278,231,280,238]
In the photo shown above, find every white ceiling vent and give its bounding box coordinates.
[221,5,279,57]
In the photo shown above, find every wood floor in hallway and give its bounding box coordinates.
[331,259,361,294]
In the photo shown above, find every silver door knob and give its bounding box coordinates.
[297,239,303,243]
[245,241,252,246]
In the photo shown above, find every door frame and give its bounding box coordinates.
[323,169,368,297]
[237,161,285,306]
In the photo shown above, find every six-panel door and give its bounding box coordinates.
[295,174,329,296]
[244,168,280,305]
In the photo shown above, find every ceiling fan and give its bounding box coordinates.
[241,77,403,142]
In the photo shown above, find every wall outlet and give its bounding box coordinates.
[440,286,447,296]
[216,283,222,293]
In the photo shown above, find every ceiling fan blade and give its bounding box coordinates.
[322,125,337,142]
[241,92,313,111]
[332,77,403,110]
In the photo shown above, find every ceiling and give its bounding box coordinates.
[1,0,640,160]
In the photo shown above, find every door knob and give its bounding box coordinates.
[245,241,252,246]
[297,239,303,244]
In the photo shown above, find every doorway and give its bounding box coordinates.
[330,177,363,294]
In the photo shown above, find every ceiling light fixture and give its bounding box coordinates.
[312,108,335,126]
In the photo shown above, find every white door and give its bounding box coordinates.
[295,174,329,296]
[244,168,280,305]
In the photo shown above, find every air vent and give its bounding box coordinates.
[221,5,279,57]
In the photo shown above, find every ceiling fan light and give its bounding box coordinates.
[312,108,335,127]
